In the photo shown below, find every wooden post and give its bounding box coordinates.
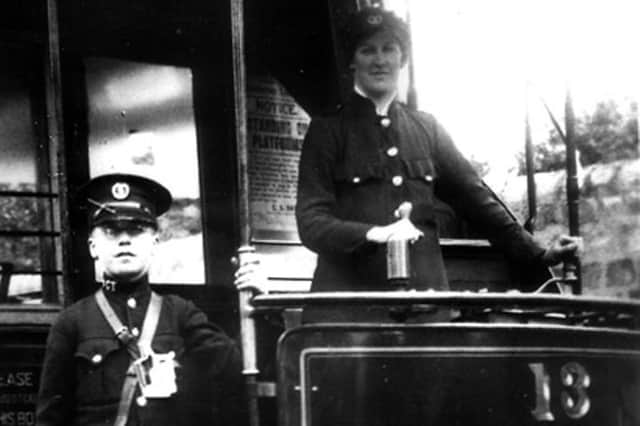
[45,0,70,305]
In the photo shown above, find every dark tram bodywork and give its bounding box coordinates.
[260,294,640,426]
[0,1,638,425]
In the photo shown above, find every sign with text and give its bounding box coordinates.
[247,75,310,242]
[0,367,39,426]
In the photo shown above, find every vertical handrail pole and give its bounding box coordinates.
[230,0,260,425]
[524,83,537,233]
[564,88,582,294]
[236,247,260,426]
[230,0,250,246]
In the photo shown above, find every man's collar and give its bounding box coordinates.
[98,274,150,295]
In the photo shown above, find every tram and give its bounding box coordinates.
[0,0,638,425]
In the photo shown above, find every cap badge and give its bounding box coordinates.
[367,14,383,25]
[111,182,130,200]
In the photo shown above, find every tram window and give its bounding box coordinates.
[84,57,205,285]
[0,45,60,304]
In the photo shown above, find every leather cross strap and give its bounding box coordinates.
[95,289,163,426]
[137,291,163,356]
[116,375,139,426]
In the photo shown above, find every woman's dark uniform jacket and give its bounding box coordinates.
[296,92,546,293]
[36,279,246,426]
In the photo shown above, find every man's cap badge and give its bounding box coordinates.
[111,182,130,200]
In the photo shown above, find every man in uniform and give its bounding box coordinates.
[37,173,246,426]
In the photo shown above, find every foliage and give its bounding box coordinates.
[156,198,202,242]
[468,155,490,178]
[518,100,639,174]
[0,183,43,269]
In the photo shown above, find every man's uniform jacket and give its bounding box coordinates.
[36,280,245,426]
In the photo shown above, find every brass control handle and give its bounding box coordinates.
[394,201,413,220]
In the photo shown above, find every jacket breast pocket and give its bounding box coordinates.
[403,158,437,225]
[74,338,123,401]
[333,162,384,220]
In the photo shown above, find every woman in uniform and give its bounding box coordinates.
[295,7,580,297]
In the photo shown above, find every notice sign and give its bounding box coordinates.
[247,76,310,241]
[0,367,38,426]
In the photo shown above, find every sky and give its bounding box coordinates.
[85,58,201,199]
[388,0,640,183]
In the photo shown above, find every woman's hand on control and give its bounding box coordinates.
[541,235,584,266]
[366,218,424,244]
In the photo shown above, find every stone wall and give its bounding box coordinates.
[498,158,640,298]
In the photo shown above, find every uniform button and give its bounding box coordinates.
[131,327,140,337]
[392,176,403,186]
[386,146,399,157]
[127,298,137,309]
[352,176,361,184]
[425,174,434,182]
[380,117,391,128]
[91,354,103,364]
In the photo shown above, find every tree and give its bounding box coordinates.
[468,155,490,178]
[518,100,639,174]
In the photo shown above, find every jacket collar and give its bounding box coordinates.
[98,274,151,298]
[347,91,400,121]
[352,86,397,115]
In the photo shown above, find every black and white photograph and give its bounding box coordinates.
[0,0,638,425]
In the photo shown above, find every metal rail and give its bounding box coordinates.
[1,270,62,276]
[250,291,640,318]
[242,291,640,333]
[0,230,60,237]
[0,191,58,198]
[251,291,640,307]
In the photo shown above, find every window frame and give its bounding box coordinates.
[0,0,70,322]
